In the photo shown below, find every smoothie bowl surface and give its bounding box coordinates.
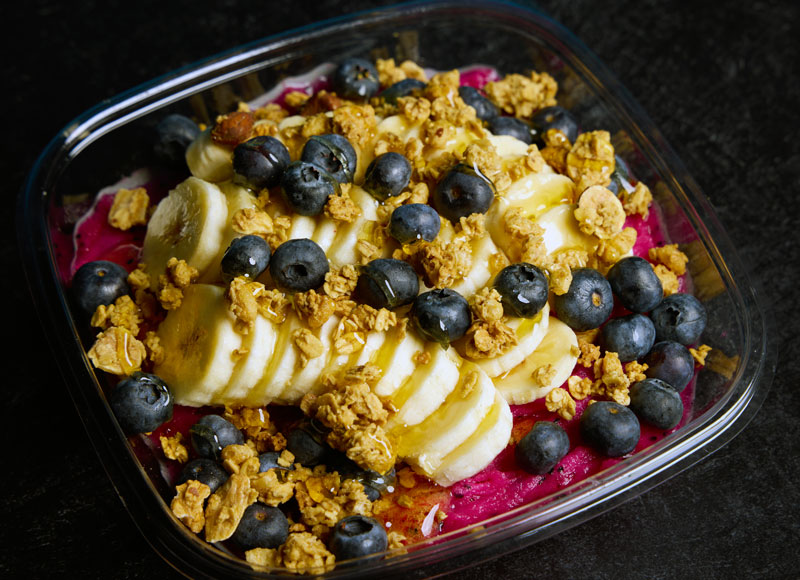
[20,2,772,577]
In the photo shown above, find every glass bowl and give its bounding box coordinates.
[17,0,775,577]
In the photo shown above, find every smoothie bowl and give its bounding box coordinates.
[18,0,774,577]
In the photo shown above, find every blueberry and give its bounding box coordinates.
[269,238,329,292]
[649,293,707,345]
[606,155,633,196]
[380,78,426,105]
[606,256,663,313]
[599,313,656,362]
[530,105,579,145]
[331,57,380,100]
[220,235,271,283]
[458,86,499,121]
[286,421,329,466]
[232,135,290,190]
[553,268,614,331]
[154,113,200,167]
[579,401,640,457]
[300,134,357,183]
[643,341,695,392]
[516,421,570,475]
[363,152,412,201]
[176,458,228,493]
[328,515,388,562]
[356,258,420,310]
[487,116,533,144]
[189,415,244,461]
[388,203,441,244]
[410,288,471,347]
[353,467,396,501]
[629,378,684,430]
[232,503,289,550]
[258,451,294,473]
[493,263,549,318]
[280,160,339,216]
[109,372,173,434]
[72,260,130,316]
[433,164,496,223]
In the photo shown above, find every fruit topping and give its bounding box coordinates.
[530,105,579,145]
[552,267,613,331]
[300,134,357,183]
[458,85,500,121]
[220,235,271,284]
[286,421,330,467]
[492,262,549,318]
[380,78,427,105]
[410,288,471,347]
[331,57,381,100]
[362,152,412,201]
[355,258,420,310]
[71,260,131,316]
[388,203,441,244]
[643,340,695,392]
[328,515,388,562]
[269,238,329,292]
[579,400,640,457]
[649,293,707,345]
[190,414,244,460]
[257,451,295,473]
[232,135,291,190]
[599,313,656,362]
[176,458,229,493]
[433,164,495,223]
[487,116,533,144]
[629,378,684,430]
[232,503,290,550]
[606,256,664,313]
[352,467,396,502]
[154,113,201,168]
[280,160,339,216]
[109,371,173,434]
[516,420,570,475]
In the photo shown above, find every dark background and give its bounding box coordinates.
[4,0,799,578]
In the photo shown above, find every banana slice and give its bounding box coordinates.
[220,312,278,404]
[246,313,305,405]
[395,363,496,477]
[277,314,341,404]
[386,344,462,430]
[465,302,550,378]
[428,391,513,487]
[186,128,234,183]
[154,284,242,406]
[371,325,427,398]
[535,203,597,255]
[141,176,229,290]
[494,316,579,405]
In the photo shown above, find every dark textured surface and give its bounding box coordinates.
[4,0,799,578]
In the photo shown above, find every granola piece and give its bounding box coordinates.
[278,532,336,575]
[256,288,291,324]
[566,130,616,191]
[293,328,325,368]
[313,380,389,430]
[87,326,146,376]
[421,118,456,151]
[417,236,473,288]
[171,480,211,534]
[127,265,159,320]
[423,69,461,101]
[160,433,189,463]
[254,102,290,122]
[574,185,626,240]
[231,207,273,236]
[539,128,572,174]
[624,360,649,383]
[226,276,263,334]
[531,364,557,387]
[412,350,431,365]
[567,375,595,400]
[264,215,292,251]
[204,473,258,543]
[221,444,261,476]
[462,287,518,359]
[544,249,589,296]
[332,104,377,150]
[323,265,360,300]
[649,244,689,276]
[593,351,631,405]
[157,258,199,310]
[299,90,345,116]
[224,405,284,452]
[489,251,511,274]
[652,264,680,296]
[545,388,577,421]
[482,71,558,118]
[356,239,381,265]
[470,287,505,324]
[211,110,255,146]
[594,227,637,270]
[334,304,397,354]
[250,469,295,507]
[143,331,165,365]
[376,58,427,87]
[323,185,362,222]
[108,187,149,231]
[294,290,336,329]
[300,112,332,139]
[327,423,395,475]
[430,94,479,128]
[689,344,712,366]
[91,295,143,335]
[502,207,548,265]
[620,181,653,219]
[398,96,432,125]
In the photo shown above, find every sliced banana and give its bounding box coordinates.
[185,128,234,183]
[141,177,228,290]
[395,362,496,477]
[494,316,579,405]
[277,314,342,404]
[154,284,242,406]
[535,203,597,256]
[371,325,427,398]
[220,312,277,405]
[427,391,513,487]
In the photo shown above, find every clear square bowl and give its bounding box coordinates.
[17,0,775,577]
